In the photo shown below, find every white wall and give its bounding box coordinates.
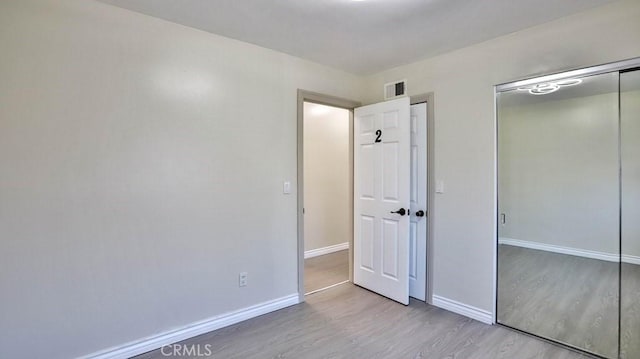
[0,1,363,358]
[303,103,350,252]
[498,91,619,255]
[363,0,640,314]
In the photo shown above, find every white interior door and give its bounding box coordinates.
[409,102,428,301]
[354,97,411,305]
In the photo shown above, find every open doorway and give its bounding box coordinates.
[297,91,361,300]
[297,90,434,305]
[303,102,351,295]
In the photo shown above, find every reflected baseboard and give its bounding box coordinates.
[622,254,640,265]
[498,237,638,263]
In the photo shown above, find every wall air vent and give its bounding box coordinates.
[384,80,407,100]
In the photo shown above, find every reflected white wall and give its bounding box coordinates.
[622,73,640,259]
[498,86,620,256]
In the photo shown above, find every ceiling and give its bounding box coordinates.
[98,0,616,75]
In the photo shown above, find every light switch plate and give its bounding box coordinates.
[283,181,291,194]
[436,180,445,194]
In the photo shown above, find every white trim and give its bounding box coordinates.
[432,295,493,325]
[82,294,300,359]
[492,88,498,324]
[499,237,619,262]
[304,242,349,259]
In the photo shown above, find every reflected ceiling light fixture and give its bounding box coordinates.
[517,78,583,95]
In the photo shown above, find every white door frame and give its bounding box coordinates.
[409,102,428,301]
[296,90,436,305]
[410,93,436,305]
[297,90,360,303]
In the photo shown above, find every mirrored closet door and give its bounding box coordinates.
[621,69,640,359]
[497,62,640,359]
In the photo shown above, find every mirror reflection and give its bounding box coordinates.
[497,72,620,358]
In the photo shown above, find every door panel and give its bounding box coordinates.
[409,222,418,279]
[359,114,375,134]
[409,102,428,301]
[621,69,640,359]
[497,72,620,359]
[360,144,375,198]
[359,215,375,271]
[382,218,400,278]
[354,97,410,305]
[383,142,399,200]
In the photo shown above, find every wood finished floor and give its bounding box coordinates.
[304,250,349,294]
[498,245,620,359]
[136,284,588,359]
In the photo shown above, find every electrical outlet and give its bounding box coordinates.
[239,272,248,287]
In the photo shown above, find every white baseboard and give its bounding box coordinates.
[499,237,619,262]
[432,295,493,325]
[82,294,300,359]
[305,242,349,259]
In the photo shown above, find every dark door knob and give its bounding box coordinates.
[415,210,425,217]
[390,208,406,216]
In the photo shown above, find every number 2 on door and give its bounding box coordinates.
[375,129,382,143]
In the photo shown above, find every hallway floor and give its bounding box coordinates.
[304,249,349,294]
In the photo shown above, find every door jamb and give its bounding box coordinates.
[410,93,435,305]
[297,90,361,302]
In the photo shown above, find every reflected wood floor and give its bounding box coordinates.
[498,245,619,358]
[137,284,587,359]
[621,263,640,359]
[304,250,349,294]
